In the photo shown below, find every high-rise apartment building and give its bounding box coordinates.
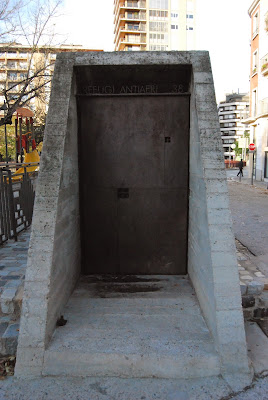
[114,0,196,52]
[218,93,249,160]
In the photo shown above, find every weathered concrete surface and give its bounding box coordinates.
[15,51,251,386]
[228,180,268,257]
[245,321,268,375]
[2,319,268,399]
[42,276,220,379]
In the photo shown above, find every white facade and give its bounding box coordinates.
[247,0,268,181]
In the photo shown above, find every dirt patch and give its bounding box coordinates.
[83,275,166,284]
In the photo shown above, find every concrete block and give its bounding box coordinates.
[240,282,247,295]
[0,288,17,314]
[15,346,45,377]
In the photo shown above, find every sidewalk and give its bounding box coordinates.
[226,166,268,190]
[0,230,30,355]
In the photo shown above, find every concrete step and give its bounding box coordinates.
[42,276,220,379]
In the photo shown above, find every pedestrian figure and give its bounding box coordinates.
[237,159,244,177]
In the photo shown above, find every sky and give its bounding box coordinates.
[57,0,253,103]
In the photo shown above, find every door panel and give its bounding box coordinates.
[118,188,188,274]
[78,95,189,275]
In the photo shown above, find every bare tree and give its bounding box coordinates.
[0,0,63,126]
[0,0,24,40]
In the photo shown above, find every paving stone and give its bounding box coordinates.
[247,281,264,295]
[1,275,22,280]
[0,288,17,314]
[1,323,20,355]
[5,280,22,289]
[240,275,253,281]
[255,271,265,278]
[240,282,247,295]
[0,271,9,276]
[0,322,8,336]
[242,296,255,308]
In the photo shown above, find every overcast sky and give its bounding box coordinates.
[57,0,253,102]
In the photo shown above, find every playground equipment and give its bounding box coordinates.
[12,107,40,180]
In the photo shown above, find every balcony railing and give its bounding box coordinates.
[121,36,146,44]
[121,24,146,31]
[120,12,146,20]
[261,54,268,76]
[123,1,146,7]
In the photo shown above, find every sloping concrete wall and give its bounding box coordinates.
[15,52,251,386]
[15,54,80,377]
[188,54,252,388]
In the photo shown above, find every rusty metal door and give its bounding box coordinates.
[78,95,189,275]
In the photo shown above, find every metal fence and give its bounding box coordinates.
[0,165,37,245]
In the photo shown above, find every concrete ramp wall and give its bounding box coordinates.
[15,52,251,387]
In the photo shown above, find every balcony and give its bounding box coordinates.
[261,54,268,76]
[120,36,146,45]
[120,23,146,32]
[121,1,146,8]
[120,12,146,21]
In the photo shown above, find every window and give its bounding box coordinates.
[18,62,28,69]
[186,14,193,18]
[7,51,17,57]
[171,13,178,18]
[171,24,178,29]
[149,10,168,18]
[7,72,17,81]
[252,89,257,117]
[186,27,193,30]
[253,12,259,37]
[149,44,168,51]
[252,50,258,74]
[7,61,16,69]
[149,0,168,9]
[149,21,168,31]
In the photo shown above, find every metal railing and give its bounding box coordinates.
[0,164,37,245]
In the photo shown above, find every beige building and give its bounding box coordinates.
[114,0,196,52]
[0,43,100,117]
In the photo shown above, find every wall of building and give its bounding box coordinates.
[248,0,268,180]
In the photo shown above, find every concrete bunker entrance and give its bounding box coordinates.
[76,65,191,275]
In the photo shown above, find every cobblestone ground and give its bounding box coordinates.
[227,179,268,257]
[0,230,30,317]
